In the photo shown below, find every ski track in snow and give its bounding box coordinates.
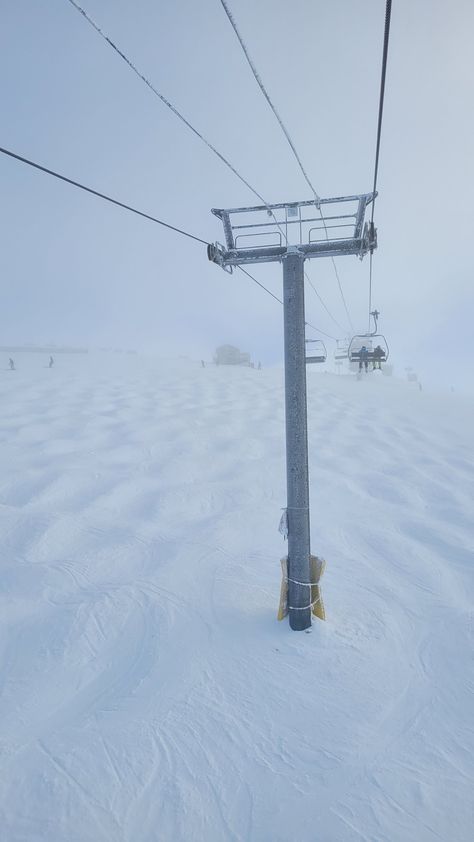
[0,354,473,841]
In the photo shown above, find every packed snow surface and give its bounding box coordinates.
[0,354,473,841]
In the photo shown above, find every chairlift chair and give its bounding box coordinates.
[348,335,389,364]
[348,309,389,366]
[334,339,350,361]
[305,339,327,364]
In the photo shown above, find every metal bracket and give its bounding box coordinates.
[207,242,233,274]
[359,221,377,259]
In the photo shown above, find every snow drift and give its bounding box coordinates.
[0,353,472,841]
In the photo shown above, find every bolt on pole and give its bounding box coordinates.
[283,250,311,631]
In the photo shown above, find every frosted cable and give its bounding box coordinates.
[219,0,320,203]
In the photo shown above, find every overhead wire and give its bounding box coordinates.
[371,0,392,223]
[218,0,355,335]
[218,0,320,203]
[65,0,342,339]
[305,274,346,333]
[237,267,337,340]
[237,266,282,306]
[1,144,336,341]
[368,0,392,330]
[66,0,277,214]
[304,320,336,342]
[61,0,391,345]
[329,256,354,333]
[0,145,209,246]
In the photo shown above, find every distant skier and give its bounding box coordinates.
[257,361,262,370]
[372,345,384,370]
[8,357,15,371]
[358,346,369,372]
[48,356,54,368]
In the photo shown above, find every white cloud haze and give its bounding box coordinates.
[1,0,473,390]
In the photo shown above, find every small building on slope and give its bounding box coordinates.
[214,345,251,366]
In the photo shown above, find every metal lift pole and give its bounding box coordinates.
[208,193,377,630]
[283,250,311,630]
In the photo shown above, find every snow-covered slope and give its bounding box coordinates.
[0,354,472,841]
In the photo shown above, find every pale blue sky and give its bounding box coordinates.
[1,0,473,388]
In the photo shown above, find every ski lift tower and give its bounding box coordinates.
[208,194,377,629]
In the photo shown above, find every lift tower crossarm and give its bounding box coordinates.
[208,238,371,267]
[209,193,376,266]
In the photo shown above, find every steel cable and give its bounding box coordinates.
[67,0,274,212]
[219,0,355,335]
[1,144,337,340]
[237,267,337,340]
[368,0,392,329]
[218,0,320,203]
[0,145,209,245]
[66,0,343,337]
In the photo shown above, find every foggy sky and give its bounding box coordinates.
[1,0,473,390]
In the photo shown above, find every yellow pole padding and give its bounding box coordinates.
[277,555,326,622]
